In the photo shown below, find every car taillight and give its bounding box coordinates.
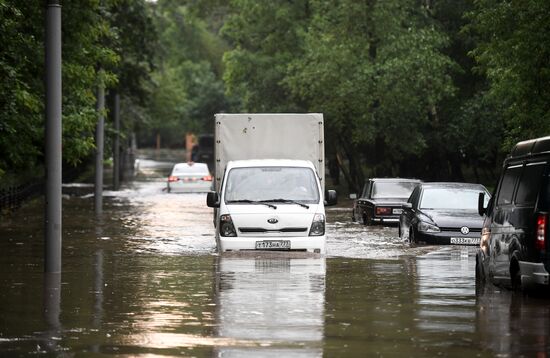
[201,175,213,181]
[536,213,547,251]
[168,176,179,182]
[376,207,392,215]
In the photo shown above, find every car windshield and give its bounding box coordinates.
[371,181,418,199]
[224,167,320,203]
[420,188,488,210]
[172,163,209,175]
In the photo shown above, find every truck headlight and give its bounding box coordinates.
[418,221,440,233]
[309,213,325,236]
[220,214,237,237]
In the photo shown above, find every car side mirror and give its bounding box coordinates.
[478,192,487,216]
[206,191,220,208]
[402,202,412,210]
[325,190,338,206]
[349,193,357,200]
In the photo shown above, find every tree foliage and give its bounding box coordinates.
[468,0,550,149]
[0,0,156,183]
[142,0,229,146]
[1,0,548,190]
[225,0,458,187]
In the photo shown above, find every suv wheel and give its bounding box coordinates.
[510,257,522,290]
[475,253,485,284]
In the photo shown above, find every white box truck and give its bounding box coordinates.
[206,113,337,254]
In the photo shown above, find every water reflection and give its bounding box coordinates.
[40,273,62,354]
[415,247,476,334]
[323,248,493,357]
[2,149,550,356]
[214,254,326,357]
[477,284,550,356]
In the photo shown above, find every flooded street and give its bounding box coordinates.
[1,150,549,357]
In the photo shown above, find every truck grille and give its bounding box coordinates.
[239,227,308,233]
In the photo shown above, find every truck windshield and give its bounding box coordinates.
[224,167,320,204]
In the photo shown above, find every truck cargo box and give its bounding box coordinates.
[214,113,325,192]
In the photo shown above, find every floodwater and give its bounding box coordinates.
[0,150,549,357]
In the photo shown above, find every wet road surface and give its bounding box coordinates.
[1,150,549,357]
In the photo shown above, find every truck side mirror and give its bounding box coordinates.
[478,192,486,216]
[325,190,338,206]
[207,191,220,208]
[349,193,357,200]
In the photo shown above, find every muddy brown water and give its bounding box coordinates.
[0,150,548,357]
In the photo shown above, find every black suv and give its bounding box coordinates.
[476,136,550,290]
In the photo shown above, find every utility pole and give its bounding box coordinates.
[113,91,120,190]
[95,79,105,215]
[45,0,62,274]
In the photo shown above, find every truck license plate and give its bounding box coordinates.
[450,237,480,245]
[255,240,291,250]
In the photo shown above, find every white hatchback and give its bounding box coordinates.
[167,162,213,193]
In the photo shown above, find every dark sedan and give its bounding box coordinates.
[399,182,490,245]
[351,178,421,225]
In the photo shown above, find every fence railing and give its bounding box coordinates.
[0,151,136,213]
[0,181,44,212]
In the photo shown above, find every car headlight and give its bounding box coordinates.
[309,213,325,236]
[417,221,440,233]
[220,214,237,237]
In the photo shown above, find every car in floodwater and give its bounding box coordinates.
[167,162,213,193]
[399,182,490,245]
[351,178,421,225]
[476,136,550,291]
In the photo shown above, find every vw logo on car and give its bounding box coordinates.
[267,218,278,224]
[460,226,470,235]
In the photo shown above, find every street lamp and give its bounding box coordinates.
[45,0,62,273]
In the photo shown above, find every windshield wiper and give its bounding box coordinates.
[260,199,309,209]
[227,199,277,209]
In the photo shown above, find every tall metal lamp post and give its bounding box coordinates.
[45,0,62,274]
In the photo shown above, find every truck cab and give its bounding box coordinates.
[207,159,337,253]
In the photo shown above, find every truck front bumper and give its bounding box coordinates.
[219,236,326,254]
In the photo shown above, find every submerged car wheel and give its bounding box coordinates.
[363,213,372,226]
[409,227,417,244]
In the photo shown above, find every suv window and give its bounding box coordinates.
[515,162,547,206]
[497,165,522,205]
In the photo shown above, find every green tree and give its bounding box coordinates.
[143,0,229,147]
[468,0,550,148]
[286,0,456,189]
[0,0,156,184]
[0,1,43,181]
[221,0,309,112]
